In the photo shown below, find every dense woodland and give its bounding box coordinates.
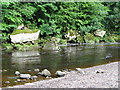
[0,2,120,44]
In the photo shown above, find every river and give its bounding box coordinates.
[1,42,120,87]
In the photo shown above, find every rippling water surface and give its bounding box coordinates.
[2,43,120,87]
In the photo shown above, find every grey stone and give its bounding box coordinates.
[41,69,51,77]
[17,79,21,82]
[31,76,38,80]
[76,68,85,74]
[15,71,20,75]
[5,81,10,84]
[55,71,66,77]
[3,70,7,72]
[20,74,31,79]
[94,29,106,37]
[34,69,40,72]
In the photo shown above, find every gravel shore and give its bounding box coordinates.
[4,62,119,88]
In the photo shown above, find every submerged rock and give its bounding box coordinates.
[41,69,51,77]
[8,77,17,79]
[55,71,66,77]
[5,81,10,84]
[19,74,31,79]
[38,72,43,75]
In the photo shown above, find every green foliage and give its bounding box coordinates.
[1,2,118,43]
[104,2,120,32]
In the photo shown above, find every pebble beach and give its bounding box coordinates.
[2,61,119,88]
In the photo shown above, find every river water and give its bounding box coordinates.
[2,43,120,87]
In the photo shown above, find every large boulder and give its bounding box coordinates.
[43,41,60,50]
[94,29,106,37]
[41,69,51,77]
[10,29,40,43]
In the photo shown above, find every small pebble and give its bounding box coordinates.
[31,76,38,80]
[22,79,27,82]
[46,76,49,78]
[15,71,20,75]
[27,70,32,72]
[17,79,21,82]
[34,69,40,72]
[5,81,10,84]
[14,81,17,83]
[0,70,2,72]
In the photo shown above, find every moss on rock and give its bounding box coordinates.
[2,43,13,50]
[84,33,95,43]
[59,39,67,45]
[11,29,39,35]
[77,36,84,43]
[102,35,118,42]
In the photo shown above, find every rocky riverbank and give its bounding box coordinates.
[3,61,119,88]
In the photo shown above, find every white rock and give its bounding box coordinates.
[38,72,43,75]
[5,81,10,84]
[25,83,34,86]
[76,68,85,74]
[31,76,38,80]
[3,70,7,72]
[10,30,40,43]
[15,71,20,75]
[17,79,21,82]
[41,69,51,77]
[55,71,66,77]
[17,24,24,29]
[34,69,40,72]
[20,74,31,79]
[94,29,106,37]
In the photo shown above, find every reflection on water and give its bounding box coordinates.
[2,43,120,87]
[3,43,120,73]
[11,51,40,71]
